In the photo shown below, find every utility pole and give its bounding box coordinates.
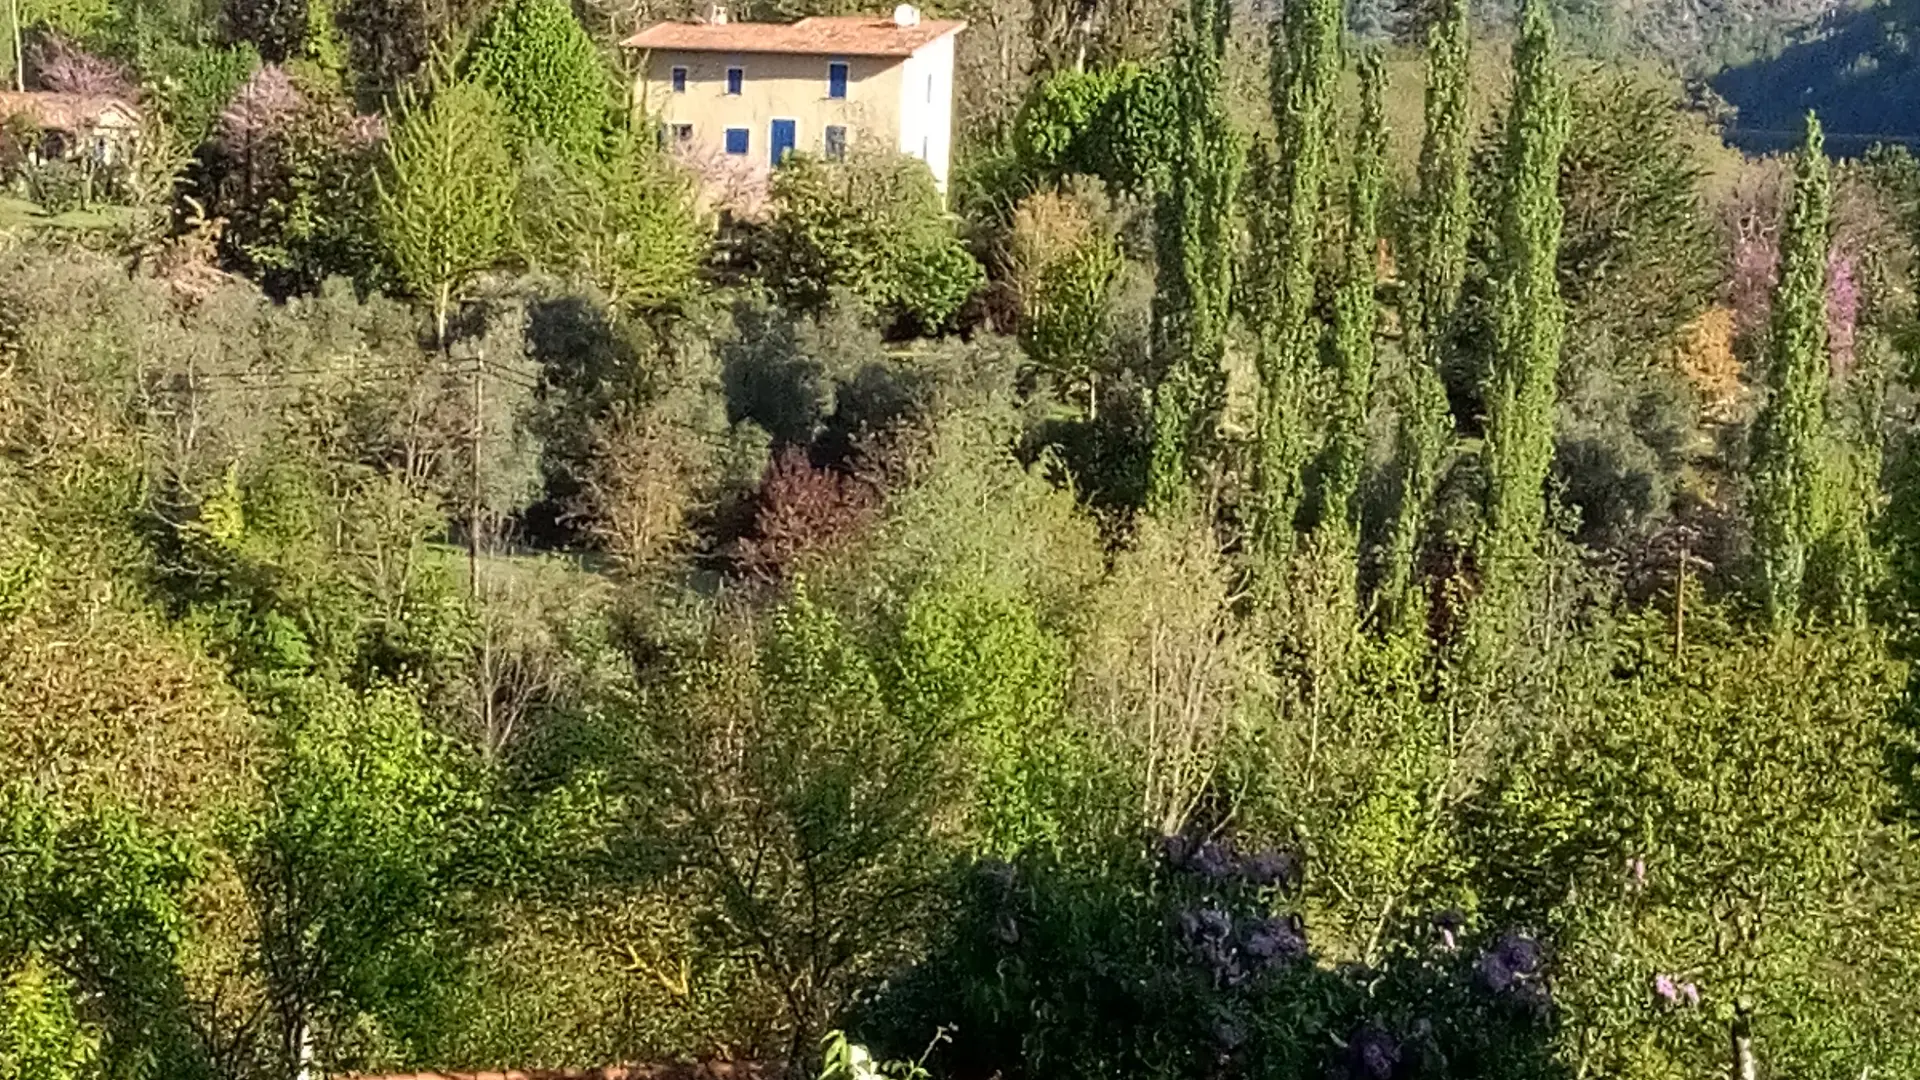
[1674,536,1688,665]
[9,0,24,93]
[468,351,483,600]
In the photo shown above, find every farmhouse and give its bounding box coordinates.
[623,4,963,203]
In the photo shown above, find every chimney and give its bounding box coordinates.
[704,1,729,23]
[892,3,919,26]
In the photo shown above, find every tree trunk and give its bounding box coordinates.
[1731,1005,1756,1080]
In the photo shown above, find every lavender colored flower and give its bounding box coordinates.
[1346,1026,1400,1080]
[1627,856,1646,886]
[1211,1014,1247,1051]
[1477,950,1515,993]
[1477,932,1542,993]
[32,35,137,100]
[1680,981,1700,1007]
[1494,933,1541,976]
[1731,231,1781,339]
[1653,973,1678,1003]
[1239,915,1307,969]
[1159,832,1192,868]
[1240,847,1298,888]
[1188,838,1235,881]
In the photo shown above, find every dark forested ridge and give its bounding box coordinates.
[9,0,1920,1078]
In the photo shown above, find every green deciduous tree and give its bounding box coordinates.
[1750,113,1831,629]
[376,78,516,344]
[758,152,983,333]
[517,132,709,312]
[463,0,608,161]
[1382,0,1468,622]
[1246,0,1339,578]
[1144,0,1238,512]
[245,680,475,1078]
[1478,0,1568,613]
[1012,61,1173,195]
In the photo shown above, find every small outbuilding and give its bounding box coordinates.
[0,91,141,166]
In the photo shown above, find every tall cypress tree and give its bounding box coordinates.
[1380,0,1469,619]
[1249,0,1342,577]
[1322,52,1387,542]
[1479,0,1569,604]
[1751,113,1832,628]
[1146,0,1240,512]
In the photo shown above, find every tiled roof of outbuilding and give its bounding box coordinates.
[0,92,140,131]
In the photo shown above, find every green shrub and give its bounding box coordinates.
[25,160,87,214]
[1013,63,1174,194]
[758,152,984,333]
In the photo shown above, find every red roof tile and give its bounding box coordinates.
[621,14,964,57]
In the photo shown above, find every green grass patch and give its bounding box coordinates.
[0,195,139,233]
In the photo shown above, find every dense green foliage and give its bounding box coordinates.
[1478,0,1570,614]
[8,1,1920,1079]
[1247,0,1340,575]
[1750,115,1833,627]
[1382,0,1470,622]
[462,0,610,160]
[1012,62,1173,195]
[1144,0,1237,511]
[1322,52,1386,545]
[758,153,984,333]
[376,78,517,341]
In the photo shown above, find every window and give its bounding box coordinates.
[827,61,848,99]
[671,123,693,143]
[724,127,749,155]
[726,66,744,94]
[671,65,687,92]
[824,124,846,161]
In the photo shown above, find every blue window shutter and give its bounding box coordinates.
[726,67,743,94]
[725,127,749,155]
[828,62,848,99]
[671,66,687,92]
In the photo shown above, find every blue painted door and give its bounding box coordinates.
[770,119,797,166]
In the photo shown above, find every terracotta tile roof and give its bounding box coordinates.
[621,14,965,57]
[0,92,139,131]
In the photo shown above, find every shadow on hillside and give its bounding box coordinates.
[1712,0,1920,155]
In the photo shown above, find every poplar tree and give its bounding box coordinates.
[1248,0,1342,575]
[1479,0,1569,604]
[1380,0,1469,618]
[1751,113,1832,628]
[1321,52,1386,542]
[1145,0,1240,512]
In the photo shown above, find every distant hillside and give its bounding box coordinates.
[1711,0,1920,155]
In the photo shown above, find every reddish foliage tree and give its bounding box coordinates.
[734,447,881,580]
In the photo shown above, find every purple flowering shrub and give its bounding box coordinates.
[853,832,1561,1080]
